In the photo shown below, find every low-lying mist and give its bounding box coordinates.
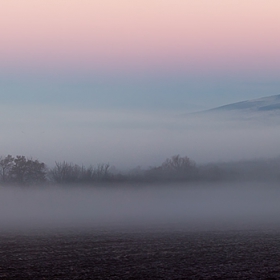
[1,182,280,233]
[1,105,280,169]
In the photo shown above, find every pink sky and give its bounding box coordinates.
[1,1,280,74]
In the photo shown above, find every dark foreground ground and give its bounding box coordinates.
[1,229,280,279]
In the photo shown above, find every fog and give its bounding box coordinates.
[1,183,280,233]
[1,104,280,169]
[1,104,280,234]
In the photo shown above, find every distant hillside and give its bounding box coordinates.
[207,94,280,113]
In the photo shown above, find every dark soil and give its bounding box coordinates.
[1,230,280,279]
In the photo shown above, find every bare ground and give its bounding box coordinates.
[1,230,280,279]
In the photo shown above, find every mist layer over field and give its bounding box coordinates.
[1,183,280,233]
[1,102,280,169]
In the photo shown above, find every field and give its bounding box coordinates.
[1,229,280,279]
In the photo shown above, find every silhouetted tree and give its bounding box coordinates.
[9,156,47,185]
[0,155,14,183]
[49,162,111,184]
[147,155,198,181]
[48,162,79,184]
[162,155,195,172]
[94,163,110,181]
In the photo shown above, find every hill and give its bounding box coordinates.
[207,94,280,113]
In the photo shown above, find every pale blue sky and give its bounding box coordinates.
[1,71,279,113]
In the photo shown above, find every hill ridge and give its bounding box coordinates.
[206,94,280,113]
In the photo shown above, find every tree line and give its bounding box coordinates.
[0,155,112,186]
[0,154,279,186]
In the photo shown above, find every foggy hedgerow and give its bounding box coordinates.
[48,161,111,184]
[0,154,280,186]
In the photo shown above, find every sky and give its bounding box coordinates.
[1,1,280,168]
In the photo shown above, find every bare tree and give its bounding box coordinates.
[147,155,198,181]
[162,155,196,172]
[49,162,111,184]
[94,163,110,181]
[49,161,79,184]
